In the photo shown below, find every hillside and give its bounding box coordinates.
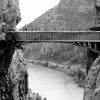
[21,0,95,31]
[21,0,96,67]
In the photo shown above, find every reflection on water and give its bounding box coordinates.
[28,63,84,100]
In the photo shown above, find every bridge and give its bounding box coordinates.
[5,31,100,51]
[5,31,100,55]
[3,31,100,74]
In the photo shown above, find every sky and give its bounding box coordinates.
[16,0,60,29]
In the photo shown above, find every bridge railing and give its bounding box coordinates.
[6,31,100,42]
[5,31,100,53]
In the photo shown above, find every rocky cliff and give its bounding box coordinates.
[0,0,28,100]
[83,56,100,100]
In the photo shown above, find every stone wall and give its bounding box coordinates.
[8,49,28,100]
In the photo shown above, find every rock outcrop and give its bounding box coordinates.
[0,0,28,100]
[83,56,100,100]
[8,49,28,100]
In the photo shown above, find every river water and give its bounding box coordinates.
[28,63,84,100]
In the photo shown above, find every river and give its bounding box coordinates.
[28,63,84,100]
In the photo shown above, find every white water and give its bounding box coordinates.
[28,63,84,100]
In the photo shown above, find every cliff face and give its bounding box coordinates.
[0,0,28,100]
[83,57,100,100]
[0,0,21,25]
[8,49,28,100]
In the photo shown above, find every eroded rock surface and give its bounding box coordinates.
[0,0,21,40]
[0,46,28,100]
[0,0,28,100]
[0,0,21,25]
[9,49,28,100]
[83,56,100,100]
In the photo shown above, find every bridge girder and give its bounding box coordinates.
[5,31,100,52]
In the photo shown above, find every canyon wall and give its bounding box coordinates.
[83,56,100,100]
[0,0,28,100]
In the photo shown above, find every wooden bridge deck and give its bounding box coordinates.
[6,31,100,42]
[4,31,100,52]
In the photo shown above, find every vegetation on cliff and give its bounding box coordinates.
[27,89,47,100]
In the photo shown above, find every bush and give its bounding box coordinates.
[73,68,86,88]
[27,89,47,100]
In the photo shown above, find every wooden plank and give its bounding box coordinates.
[11,31,100,42]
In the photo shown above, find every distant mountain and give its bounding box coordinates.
[21,0,97,66]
